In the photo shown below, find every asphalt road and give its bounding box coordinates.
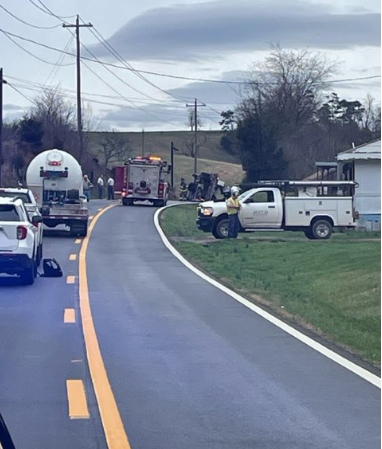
[0,200,380,449]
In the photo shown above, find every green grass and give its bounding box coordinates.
[161,205,381,364]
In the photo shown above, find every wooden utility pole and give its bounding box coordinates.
[186,98,205,174]
[0,68,7,187]
[63,16,92,162]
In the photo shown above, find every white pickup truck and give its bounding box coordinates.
[197,181,357,240]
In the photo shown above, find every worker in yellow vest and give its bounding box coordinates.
[226,186,242,238]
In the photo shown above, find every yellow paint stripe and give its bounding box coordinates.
[67,275,76,284]
[75,239,82,244]
[66,380,90,419]
[64,308,76,323]
[69,254,77,261]
[79,204,132,448]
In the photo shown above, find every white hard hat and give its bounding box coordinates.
[231,186,241,195]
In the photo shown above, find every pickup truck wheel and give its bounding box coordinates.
[213,218,229,239]
[311,219,333,240]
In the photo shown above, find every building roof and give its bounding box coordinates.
[337,140,381,162]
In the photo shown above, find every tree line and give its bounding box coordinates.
[219,45,380,181]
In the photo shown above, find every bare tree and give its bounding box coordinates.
[186,109,203,132]
[99,131,132,168]
[30,88,78,153]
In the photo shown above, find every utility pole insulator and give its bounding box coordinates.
[63,16,93,163]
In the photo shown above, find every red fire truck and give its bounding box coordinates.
[118,156,171,206]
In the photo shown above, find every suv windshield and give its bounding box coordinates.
[0,192,30,203]
[0,205,20,222]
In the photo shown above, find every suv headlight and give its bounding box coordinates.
[201,207,213,216]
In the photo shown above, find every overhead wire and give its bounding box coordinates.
[28,0,76,20]
[0,4,61,29]
[1,29,74,66]
[44,34,75,85]
[1,27,380,86]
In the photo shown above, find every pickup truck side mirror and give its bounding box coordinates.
[40,206,50,216]
[32,215,44,224]
[244,198,254,204]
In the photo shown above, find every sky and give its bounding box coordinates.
[0,0,380,132]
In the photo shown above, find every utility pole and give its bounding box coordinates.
[63,16,92,163]
[170,141,180,187]
[0,68,7,187]
[186,98,205,174]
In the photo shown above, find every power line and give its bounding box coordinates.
[0,29,75,66]
[44,35,75,85]
[1,27,380,86]
[0,4,61,29]
[7,82,34,103]
[28,0,76,20]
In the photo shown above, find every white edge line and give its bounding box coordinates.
[154,203,381,389]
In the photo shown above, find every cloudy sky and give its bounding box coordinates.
[0,0,380,131]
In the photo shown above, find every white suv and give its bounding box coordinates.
[0,198,42,284]
[0,187,43,265]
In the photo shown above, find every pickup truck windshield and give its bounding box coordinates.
[0,205,20,221]
[0,192,31,203]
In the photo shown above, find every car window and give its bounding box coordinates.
[0,192,31,203]
[0,205,20,221]
[250,191,275,203]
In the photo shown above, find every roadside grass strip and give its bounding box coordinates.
[156,204,381,386]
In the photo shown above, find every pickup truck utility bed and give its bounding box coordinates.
[197,181,357,240]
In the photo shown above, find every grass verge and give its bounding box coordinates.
[161,205,381,365]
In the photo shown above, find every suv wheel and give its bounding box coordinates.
[21,263,36,285]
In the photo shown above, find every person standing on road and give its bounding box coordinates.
[97,175,104,199]
[83,175,92,201]
[107,175,115,200]
[226,186,242,238]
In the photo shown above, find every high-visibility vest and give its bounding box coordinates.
[226,197,240,215]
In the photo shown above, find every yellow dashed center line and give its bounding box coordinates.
[66,275,76,284]
[69,254,77,261]
[66,380,90,419]
[64,308,76,323]
[79,204,132,448]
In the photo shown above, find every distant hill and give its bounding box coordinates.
[86,130,240,164]
[86,130,244,186]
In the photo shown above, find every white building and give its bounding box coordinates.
[337,140,381,230]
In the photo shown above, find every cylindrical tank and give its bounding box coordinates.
[26,149,83,192]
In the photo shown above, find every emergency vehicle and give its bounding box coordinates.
[120,156,171,206]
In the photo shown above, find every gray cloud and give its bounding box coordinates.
[99,71,248,130]
[4,103,24,111]
[88,0,380,62]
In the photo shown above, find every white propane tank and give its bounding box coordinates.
[26,149,84,193]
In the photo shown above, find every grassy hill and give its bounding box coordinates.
[86,130,244,186]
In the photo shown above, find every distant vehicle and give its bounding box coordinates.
[197,181,358,239]
[0,187,44,265]
[0,198,43,284]
[26,149,89,236]
[119,156,171,207]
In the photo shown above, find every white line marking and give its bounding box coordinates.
[153,204,381,389]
